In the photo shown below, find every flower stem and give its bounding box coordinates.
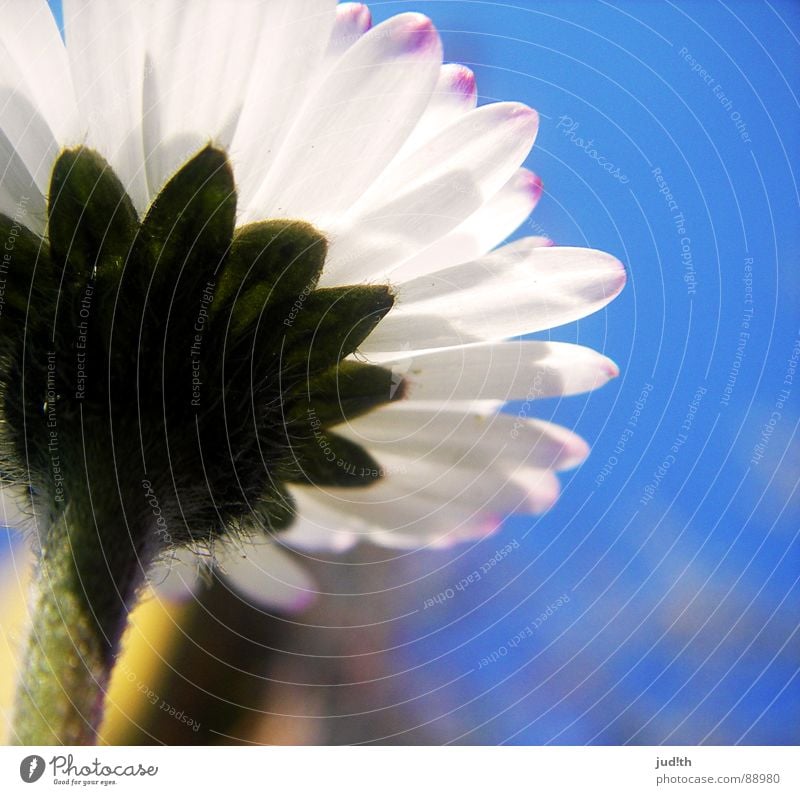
[12,488,151,745]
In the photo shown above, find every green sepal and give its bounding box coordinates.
[48,147,139,283]
[213,220,327,339]
[0,143,403,560]
[291,361,404,427]
[47,148,139,354]
[140,145,235,295]
[0,216,49,333]
[253,482,296,532]
[280,285,394,376]
[133,147,236,408]
[282,431,382,488]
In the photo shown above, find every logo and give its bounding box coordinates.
[19,755,45,783]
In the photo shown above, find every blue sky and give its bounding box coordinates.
[368,0,800,744]
[33,0,800,744]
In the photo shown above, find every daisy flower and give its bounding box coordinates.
[1,1,624,743]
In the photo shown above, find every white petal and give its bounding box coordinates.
[287,425,567,550]
[321,168,484,287]
[282,489,360,552]
[0,55,60,192]
[288,484,483,549]
[323,102,538,284]
[362,242,627,351]
[338,404,590,472]
[0,2,78,231]
[293,466,552,549]
[325,2,372,62]
[216,539,316,611]
[0,0,80,143]
[396,167,544,280]
[396,63,477,156]
[244,12,443,223]
[320,452,560,514]
[0,115,49,233]
[356,101,537,220]
[64,0,150,212]
[140,0,275,198]
[232,0,337,214]
[373,340,619,402]
[372,517,505,549]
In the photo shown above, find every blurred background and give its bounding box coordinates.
[1,0,797,745]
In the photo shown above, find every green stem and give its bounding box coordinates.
[12,490,152,745]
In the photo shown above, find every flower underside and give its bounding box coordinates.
[0,145,402,547]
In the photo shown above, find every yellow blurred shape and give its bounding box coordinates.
[0,538,32,744]
[100,589,188,745]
